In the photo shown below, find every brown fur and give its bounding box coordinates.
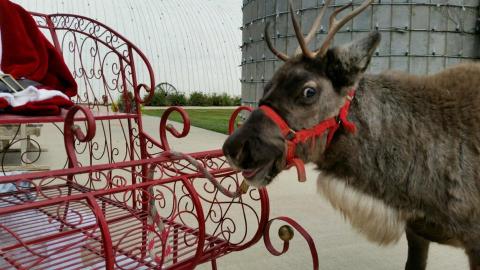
[223,31,480,270]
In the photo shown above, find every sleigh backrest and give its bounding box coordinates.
[30,12,155,113]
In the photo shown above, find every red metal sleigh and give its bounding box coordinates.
[0,12,318,269]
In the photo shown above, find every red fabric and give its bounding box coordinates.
[0,98,8,109]
[260,89,357,164]
[10,96,73,115]
[0,0,77,97]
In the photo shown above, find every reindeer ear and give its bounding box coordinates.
[324,31,380,90]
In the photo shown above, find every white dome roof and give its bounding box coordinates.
[13,0,242,95]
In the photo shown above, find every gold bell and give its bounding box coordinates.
[278,225,294,242]
[240,180,250,194]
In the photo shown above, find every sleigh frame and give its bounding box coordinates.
[0,12,318,270]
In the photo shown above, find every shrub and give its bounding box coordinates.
[167,92,188,106]
[116,92,137,112]
[111,102,119,112]
[232,96,241,106]
[148,91,168,106]
[189,92,212,106]
[210,93,234,106]
[146,90,241,107]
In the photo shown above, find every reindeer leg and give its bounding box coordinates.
[405,227,430,270]
[465,245,480,270]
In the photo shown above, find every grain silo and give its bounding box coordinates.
[241,0,480,106]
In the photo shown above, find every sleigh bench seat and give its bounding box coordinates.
[0,148,264,270]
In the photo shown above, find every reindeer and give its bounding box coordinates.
[223,0,480,269]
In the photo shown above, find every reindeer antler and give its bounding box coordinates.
[265,22,289,61]
[294,0,332,55]
[265,1,331,61]
[316,0,375,57]
[264,0,374,61]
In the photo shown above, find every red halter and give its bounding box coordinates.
[259,90,357,182]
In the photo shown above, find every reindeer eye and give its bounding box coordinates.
[303,87,317,98]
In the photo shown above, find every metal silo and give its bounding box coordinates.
[241,0,480,106]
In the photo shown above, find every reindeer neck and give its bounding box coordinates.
[315,64,480,220]
[316,73,438,207]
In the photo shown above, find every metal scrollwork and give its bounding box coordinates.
[0,12,320,270]
[0,124,43,175]
[159,107,191,151]
[64,105,97,168]
[229,106,253,135]
[263,216,319,270]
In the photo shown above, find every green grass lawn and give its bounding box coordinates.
[143,109,236,134]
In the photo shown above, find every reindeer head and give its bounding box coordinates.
[223,0,380,187]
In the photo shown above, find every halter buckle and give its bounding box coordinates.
[335,115,342,125]
[286,129,296,140]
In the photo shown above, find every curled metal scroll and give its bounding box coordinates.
[159,107,191,151]
[0,125,43,175]
[263,216,319,270]
[228,106,253,135]
[64,106,97,168]
[135,83,154,106]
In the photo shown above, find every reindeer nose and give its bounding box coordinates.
[222,133,248,165]
[223,109,283,168]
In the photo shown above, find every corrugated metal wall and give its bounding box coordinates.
[241,0,480,106]
[13,0,243,96]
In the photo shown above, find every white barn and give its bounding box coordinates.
[13,0,242,96]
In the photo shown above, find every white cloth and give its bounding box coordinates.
[0,171,29,194]
[0,85,70,107]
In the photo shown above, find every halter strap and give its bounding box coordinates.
[259,90,357,181]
